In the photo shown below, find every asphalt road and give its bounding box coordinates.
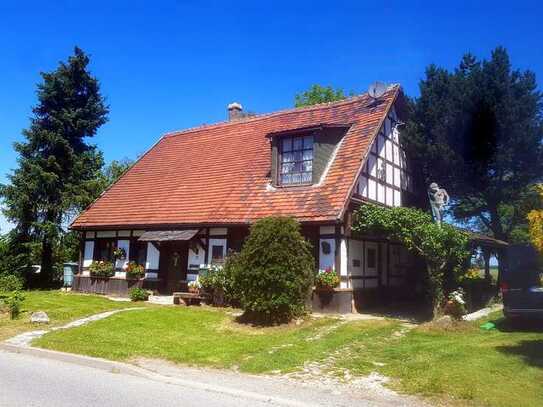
[0,350,293,407]
[0,349,427,407]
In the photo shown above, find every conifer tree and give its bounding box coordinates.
[0,47,108,284]
[404,47,543,241]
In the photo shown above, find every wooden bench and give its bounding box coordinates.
[172,292,208,306]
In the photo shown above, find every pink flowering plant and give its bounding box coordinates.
[315,267,340,290]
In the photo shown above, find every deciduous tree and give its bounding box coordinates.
[528,185,543,254]
[294,84,348,107]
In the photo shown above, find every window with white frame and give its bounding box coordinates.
[279,134,314,185]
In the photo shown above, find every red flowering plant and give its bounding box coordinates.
[125,261,145,279]
[315,267,340,290]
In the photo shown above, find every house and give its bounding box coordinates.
[71,84,423,311]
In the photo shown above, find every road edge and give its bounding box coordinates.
[0,343,313,407]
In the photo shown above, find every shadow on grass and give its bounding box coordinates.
[496,340,543,369]
[234,310,292,327]
[491,317,543,333]
[358,303,432,323]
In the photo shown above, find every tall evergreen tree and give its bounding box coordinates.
[404,47,543,241]
[0,47,108,284]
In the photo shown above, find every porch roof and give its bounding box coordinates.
[138,229,199,242]
[467,231,509,249]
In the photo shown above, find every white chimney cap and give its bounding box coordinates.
[228,102,243,111]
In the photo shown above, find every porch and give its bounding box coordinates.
[75,227,234,297]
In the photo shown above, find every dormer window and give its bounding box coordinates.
[280,134,314,185]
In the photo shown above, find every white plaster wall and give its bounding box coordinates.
[319,225,335,235]
[364,241,379,277]
[188,243,205,270]
[348,240,364,276]
[339,238,348,288]
[96,231,116,238]
[381,242,388,286]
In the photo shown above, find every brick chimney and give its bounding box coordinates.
[228,102,243,121]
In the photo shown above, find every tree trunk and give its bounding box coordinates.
[427,267,445,319]
[488,205,508,241]
[40,238,54,287]
[483,249,491,282]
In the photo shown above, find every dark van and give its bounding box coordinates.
[501,245,543,321]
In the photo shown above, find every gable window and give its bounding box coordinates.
[280,134,314,185]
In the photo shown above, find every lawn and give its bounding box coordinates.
[34,306,543,407]
[0,290,141,341]
[334,313,543,407]
[34,306,398,373]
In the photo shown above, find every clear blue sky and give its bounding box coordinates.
[1,1,542,232]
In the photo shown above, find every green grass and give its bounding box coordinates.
[334,313,543,407]
[0,290,141,341]
[34,306,398,373]
[34,307,543,407]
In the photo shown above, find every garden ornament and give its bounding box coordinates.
[428,182,449,225]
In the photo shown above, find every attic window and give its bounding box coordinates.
[280,134,314,185]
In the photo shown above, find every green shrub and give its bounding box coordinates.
[0,273,24,293]
[199,262,236,305]
[228,217,314,322]
[199,264,224,293]
[5,290,25,319]
[89,261,114,277]
[129,287,149,302]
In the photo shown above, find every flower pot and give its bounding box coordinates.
[316,288,334,305]
[316,284,336,292]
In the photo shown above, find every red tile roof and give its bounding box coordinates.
[71,86,400,229]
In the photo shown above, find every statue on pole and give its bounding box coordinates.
[428,182,449,225]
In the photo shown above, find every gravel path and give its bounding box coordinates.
[133,358,430,407]
[3,307,144,347]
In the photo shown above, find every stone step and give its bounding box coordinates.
[147,295,175,305]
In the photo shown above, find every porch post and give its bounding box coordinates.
[483,248,491,282]
[339,238,348,288]
[496,248,507,294]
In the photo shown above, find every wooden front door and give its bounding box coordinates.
[160,242,188,294]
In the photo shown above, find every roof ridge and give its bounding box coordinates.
[163,85,400,138]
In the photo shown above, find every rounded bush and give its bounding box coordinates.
[228,217,314,322]
[0,274,24,293]
[129,287,149,302]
